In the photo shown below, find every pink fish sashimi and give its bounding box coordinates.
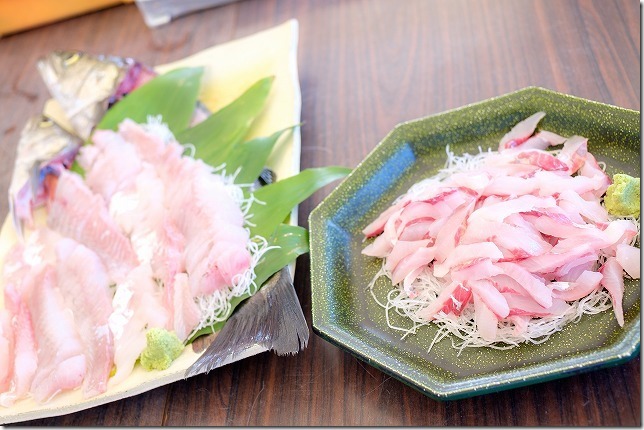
[556,135,588,174]
[0,311,14,393]
[495,262,553,308]
[432,201,475,263]
[516,149,569,171]
[362,200,408,237]
[552,270,603,302]
[415,281,470,320]
[118,119,183,166]
[172,273,202,342]
[615,244,640,279]
[600,257,626,326]
[469,279,510,318]
[390,246,437,286]
[557,189,609,224]
[47,171,139,283]
[56,238,114,399]
[433,242,504,278]
[503,292,570,317]
[498,111,546,150]
[108,264,169,386]
[29,266,86,404]
[188,241,252,297]
[78,129,143,202]
[579,152,611,197]
[384,239,432,273]
[472,291,498,341]
[467,194,557,227]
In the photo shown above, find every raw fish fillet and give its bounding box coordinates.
[29,266,86,403]
[47,171,139,283]
[56,239,114,398]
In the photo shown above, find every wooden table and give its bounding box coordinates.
[0,0,639,426]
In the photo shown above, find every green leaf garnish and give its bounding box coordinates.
[248,166,353,239]
[225,125,297,184]
[176,76,274,167]
[97,67,204,133]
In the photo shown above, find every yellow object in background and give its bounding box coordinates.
[0,0,133,37]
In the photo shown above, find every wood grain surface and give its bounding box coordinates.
[0,0,640,426]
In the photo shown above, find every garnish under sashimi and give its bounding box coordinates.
[363,112,640,352]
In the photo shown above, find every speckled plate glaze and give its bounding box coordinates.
[309,87,641,400]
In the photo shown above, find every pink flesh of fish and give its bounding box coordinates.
[47,171,139,283]
[362,112,638,339]
[600,257,626,326]
[56,239,114,398]
[29,266,86,403]
[498,111,546,150]
[615,244,640,279]
[473,292,498,341]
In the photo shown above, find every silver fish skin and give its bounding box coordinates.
[9,115,81,238]
[37,51,127,140]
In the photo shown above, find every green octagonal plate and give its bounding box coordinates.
[309,87,640,400]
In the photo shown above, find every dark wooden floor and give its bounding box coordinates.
[0,0,640,426]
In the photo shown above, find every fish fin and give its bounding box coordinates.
[185,266,309,377]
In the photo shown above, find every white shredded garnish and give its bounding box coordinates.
[368,146,640,353]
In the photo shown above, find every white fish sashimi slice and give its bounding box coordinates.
[579,152,611,197]
[483,176,538,197]
[552,270,603,302]
[0,283,38,407]
[29,266,86,404]
[615,244,640,279]
[363,202,407,238]
[362,201,407,237]
[551,219,638,254]
[469,279,510,318]
[503,292,570,317]
[432,201,475,263]
[390,246,437,286]
[415,281,461,320]
[557,189,609,224]
[56,239,114,399]
[109,264,169,386]
[498,111,546,151]
[451,259,504,282]
[172,273,201,342]
[433,242,504,278]
[80,129,143,201]
[516,149,569,171]
[385,239,432,273]
[495,262,553,308]
[467,194,557,226]
[600,257,626,326]
[460,219,552,259]
[556,135,588,174]
[118,119,183,166]
[47,171,139,283]
[398,220,434,241]
[473,291,498,341]
[189,241,252,297]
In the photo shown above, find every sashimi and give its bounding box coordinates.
[363,112,639,351]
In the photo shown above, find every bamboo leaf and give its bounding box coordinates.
[97,67,204,133]
[226,126,296,184]
[176,76,274,167]
[248,166,352,239]
[188,224,309,341]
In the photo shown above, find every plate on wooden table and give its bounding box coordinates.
[309,87,640,400]
[0,19,302,425]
